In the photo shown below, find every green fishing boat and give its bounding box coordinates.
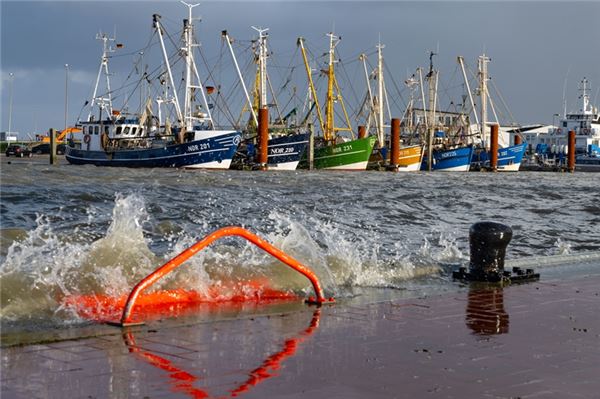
[298,34,375,170]
[308,136,376,170]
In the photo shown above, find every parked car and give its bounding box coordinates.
[30,143,66,155]
[5,144,32,157]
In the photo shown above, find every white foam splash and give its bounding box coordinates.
[0,193,456,324]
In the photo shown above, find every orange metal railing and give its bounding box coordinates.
[117,226,332,326]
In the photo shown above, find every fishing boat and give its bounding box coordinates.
[416,52,473,172]
[298,34,375,170]
[395,144,424,171]
[456,54,526,172]
[223,29,308,170]
[470,142,527,171]
[358,43,423,171]
[66,7,241,169]
[421,144,474,171]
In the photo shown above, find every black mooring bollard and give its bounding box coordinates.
[469,221,512,281]
[453,221,539,283]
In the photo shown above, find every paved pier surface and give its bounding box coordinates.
[2,273,599,398]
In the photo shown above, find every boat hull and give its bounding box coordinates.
[421,145,474,172]
[471,143,527,172]
[267,133,310,170]
[310,136,376,170]
[395,145,423,172]
[65,131,241,169]
[497,143,527,171]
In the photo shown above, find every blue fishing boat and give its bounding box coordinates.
[421,145,474,172]
[471,143,527,172]
[66,126,241,168]
[66,9,240,169]
[238,132,310,170]
[223,29,309,171]
[266,133,310,170]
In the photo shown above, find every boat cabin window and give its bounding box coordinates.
[139,128,144,136]
[116,127,122,135]
[131,127,137,136]
[563,122,567,128]
[94,126,99,135]
[124,127,130,135]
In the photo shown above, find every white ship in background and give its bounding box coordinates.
[523,78,600,156]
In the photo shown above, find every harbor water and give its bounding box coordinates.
[1,161,599,341]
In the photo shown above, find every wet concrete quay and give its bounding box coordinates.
[2,272,599,398]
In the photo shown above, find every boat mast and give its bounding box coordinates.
[88,33,115,121]
[426,52,437,171]
[325,32,337,143]
[222,30,258,126]
[298,37,325,135]
[417,67,427,129]
[479,54,490,149]
[359,53,376,133]
[153,14,184,126]
[182,3,198,131]
[376,41,385,148]
[324,32,352,142]
[253,26,269,110]
[181,1,214,130]
[457,56,479,140]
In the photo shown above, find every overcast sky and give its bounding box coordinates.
[1,1,599,137]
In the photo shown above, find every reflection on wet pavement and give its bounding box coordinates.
[466,287,509,335]
[2,274,600,398]
[122,310,321,398]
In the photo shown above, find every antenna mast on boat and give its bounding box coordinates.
[580,78,592,115]
[479,54,490,149]
[88,33,116,121]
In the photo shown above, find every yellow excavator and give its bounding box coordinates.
[41,127,81,143]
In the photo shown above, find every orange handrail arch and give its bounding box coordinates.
[117,226,332,326]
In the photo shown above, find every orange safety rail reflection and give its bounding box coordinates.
[122,309,321,398]
[230,309,321,397]
[119,226,332,326]
[124,331,210,399]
